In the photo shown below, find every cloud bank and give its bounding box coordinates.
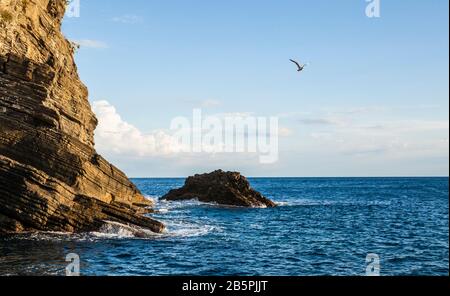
[92,100,449,177]
[93,101,179,156]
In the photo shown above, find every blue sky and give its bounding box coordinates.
[63,0,449,177]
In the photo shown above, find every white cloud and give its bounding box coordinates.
[299,118,346,126]
[306,117,449,158]
[92,101,281,163]
[112,14,143,24]
[331,106,387,115]
[72,39,108,49]
[91,101,448,176]
[92,100,181,156]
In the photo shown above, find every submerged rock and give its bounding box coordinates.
[161,170,276,208]
[0,1,163,234]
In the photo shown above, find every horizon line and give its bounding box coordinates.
[130,175,450,179]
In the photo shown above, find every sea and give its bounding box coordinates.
[0,177,448,276]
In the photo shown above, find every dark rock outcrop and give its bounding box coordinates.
[0,0,164,234]
[162,170,276,208]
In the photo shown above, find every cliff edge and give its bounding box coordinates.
[0,0,164,233]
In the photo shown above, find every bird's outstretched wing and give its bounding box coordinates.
[289,59,301,70]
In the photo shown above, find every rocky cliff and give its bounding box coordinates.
[0,0,164,233]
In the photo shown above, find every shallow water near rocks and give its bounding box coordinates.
[0,177,448,275]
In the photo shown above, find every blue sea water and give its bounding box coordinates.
[0,177,448,276]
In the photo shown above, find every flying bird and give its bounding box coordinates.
[290,59,307,72]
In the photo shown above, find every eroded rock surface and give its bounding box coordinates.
[162,170,276,208]
[0,0,164,233]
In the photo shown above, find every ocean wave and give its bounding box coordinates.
[152,199,222,214]
[90,219,220,240]
[10,231,73,242]
[5,219,219,242]
[5,222,162,242]
[90,221,160,239]
[160,220,221,238]
[144,195,158,204]
[156,208,169,214]
[275,199,323,206]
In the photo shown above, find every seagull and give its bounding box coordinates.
[290,59,307,72]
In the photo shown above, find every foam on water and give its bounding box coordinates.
[156,208,169,214]
[162,220,221,238]
[157,199,218,209]
[155,198,270,210]
[90,220,218,239]
[144,195,158,204]
[11,231,73,242]
[89,221,161,239]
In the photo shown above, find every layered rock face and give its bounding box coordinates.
[162,170,277,208]
[0,0,164,233]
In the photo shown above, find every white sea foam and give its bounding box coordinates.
[144,195,158,205]
[20,231,71,241]
[90,221,161,239]
[91,219,219,239]
[7,219,217,242]
[153,199,220,214]
[249,223,263,230]
[162,220,220,238]
[156,198,270,209]
[10,199,228,242]
[275,201,290,206]
[90,222,136,239]
[275,199,318,206]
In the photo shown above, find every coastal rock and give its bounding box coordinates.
[161,170,276,208]
[0,0,164,234]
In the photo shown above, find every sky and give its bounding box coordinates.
[62,0,449,177]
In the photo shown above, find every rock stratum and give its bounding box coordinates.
[162,170,277,208]
[0,0,164,234]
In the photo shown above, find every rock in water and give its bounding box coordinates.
[0,1,164,234]
[162,170,276,208]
